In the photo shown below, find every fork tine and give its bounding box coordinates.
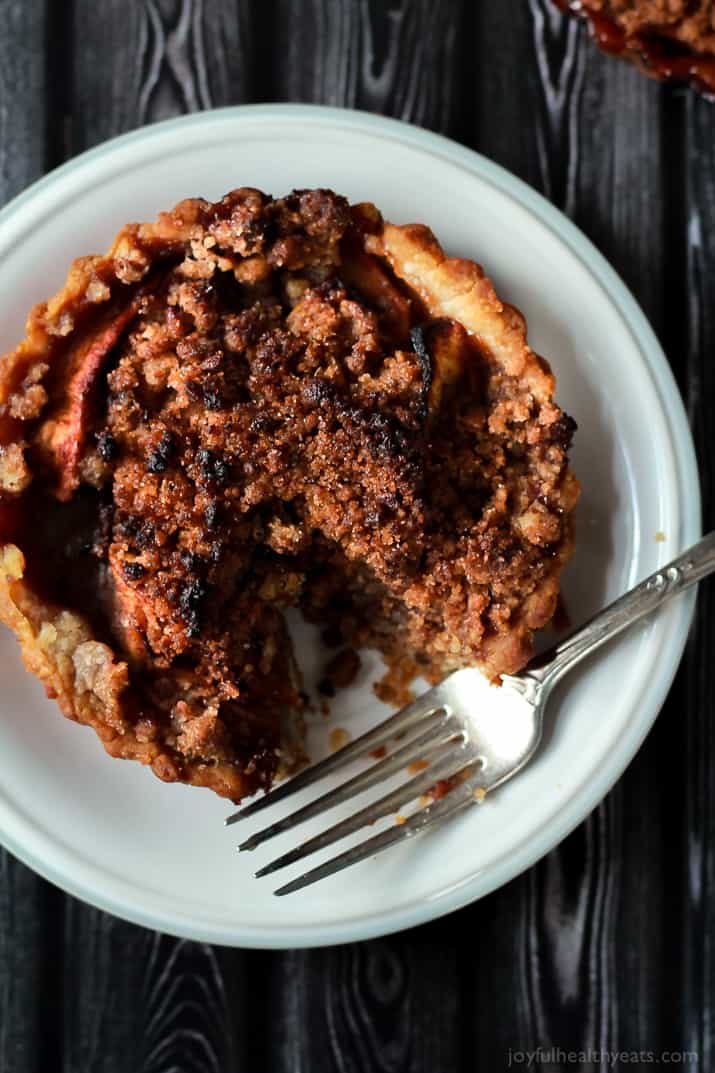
[273,776,481,896]
[238,711,462,851]
[253,745,478,878]
[225,682,448,826]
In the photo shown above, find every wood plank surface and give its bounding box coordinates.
[271,0,462,131]
[0,6,63,1073]
[682,89,715,1071]
[0,1,711,1071]
[0,1,47,188]
[72,0,252,147]
[63,905,248,1072]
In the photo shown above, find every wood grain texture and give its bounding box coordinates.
[271,0,463,132]
[0,0,47,192]
[71,0,252,149]
[0,854,63,1073]
[681,89,715,1073]
[268,923,459,1073]
[63,903,246,1073]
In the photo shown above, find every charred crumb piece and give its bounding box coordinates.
[179,578,209,637]
[96,431,119,462]
[121,560,145,581]
[196,448,231,485]
[301,378,334,409]
[251,331,298,379]
[379,491,399,513]
[365,490,401,528]
[410,323,434,419]
[202,384,224,412]
[204,500,221,531]
[180,550,203,573]
[249,413,277,435]
[542,413,577,451]
[134,522,156,550]
[361,412,418,475]
[117,513,140,537]
[410,318,467,421]
[115,513,155,551]
[146,430,174,474]
[213,458,231,484]
[196,448,214,480]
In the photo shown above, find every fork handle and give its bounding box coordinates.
[534,530,715,688]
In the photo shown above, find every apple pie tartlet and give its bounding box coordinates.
[0,188,579,801]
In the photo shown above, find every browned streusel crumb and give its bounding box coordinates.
[318,647,361,697]
[0,186,578,802]
[373,654,420,709]
[329,727,351,753]
[407,758,430,775]
[558,0,715,93]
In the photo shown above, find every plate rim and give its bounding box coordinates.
[0,103,701,947]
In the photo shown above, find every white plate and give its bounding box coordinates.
[0,105,699,947]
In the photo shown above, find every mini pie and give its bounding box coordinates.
[0,188,579,802]
[556,0,715,92]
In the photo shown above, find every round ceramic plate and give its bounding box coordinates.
[0,105,700,947]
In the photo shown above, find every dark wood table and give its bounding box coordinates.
[1,2,712,1070]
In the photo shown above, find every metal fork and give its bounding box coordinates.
[226,531,715,895]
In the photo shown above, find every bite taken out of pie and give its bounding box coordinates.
[556,0,715,93]
[0,188,579,802]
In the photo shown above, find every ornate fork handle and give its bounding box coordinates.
[531,530,715,689]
